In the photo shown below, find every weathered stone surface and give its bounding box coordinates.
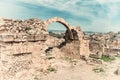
[89,32,120,55]
[0,34,14,42]
[61,26,90,58]
[0,17,91,79]
[0,17,90,58]
[0,17,5,26]
[96,51,102,58]
[0,17,120,80]
[0,18,48,42]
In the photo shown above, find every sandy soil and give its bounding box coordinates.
[38,58,120,80]
[1,54,120,80]
[11,57,119,80]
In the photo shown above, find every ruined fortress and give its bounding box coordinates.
[0,17,120,79]
[0,17,90,58]
[0,17,91,79]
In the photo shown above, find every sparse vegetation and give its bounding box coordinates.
[62,56,77,65]
[89,54,116,62]
[89,54,100,59]
[101,55,116,62]
[34,76,40,80]
[46,56,55,60]
[93,67,105,73]
[32,74,41,80]
[45,67,57,73]
[62,56,72,61]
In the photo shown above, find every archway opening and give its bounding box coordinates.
[48,22,66,33]
[44,17,74,54]
[47,22,67,46]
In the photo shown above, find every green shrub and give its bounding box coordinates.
[89,54,116,62]
[101,55,115,62]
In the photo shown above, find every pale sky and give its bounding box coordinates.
[0,0,120,32]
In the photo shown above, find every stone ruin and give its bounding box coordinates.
[89,32,120,55]
[1,17,120,79]
[0,17,90,79]
[0,17,90,58]
[45,17,90,58]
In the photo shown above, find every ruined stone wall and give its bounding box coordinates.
[89,32,120,54]
[61,27,90,58]
[0,17,91,79]
[0,17,90,58]
[0,18,50,79]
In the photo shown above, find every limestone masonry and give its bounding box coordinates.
[0,17,90,58]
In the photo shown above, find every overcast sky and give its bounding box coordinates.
[0,0,120,32]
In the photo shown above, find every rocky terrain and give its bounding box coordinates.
[0,17,120,80]
[89,31,120,55]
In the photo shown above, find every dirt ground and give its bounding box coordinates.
[36,57,120,80]
[2,55,120,80]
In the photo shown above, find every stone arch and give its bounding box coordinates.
[44,17,73,39]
